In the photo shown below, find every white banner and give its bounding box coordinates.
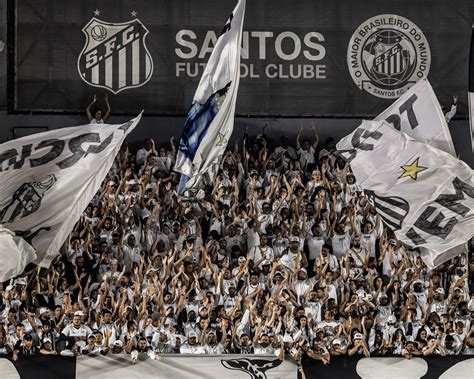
[337,120,474,269]
[0,114,142,280]
[75,355,296,379]
[174,0,245,192]
[375,78,456,156]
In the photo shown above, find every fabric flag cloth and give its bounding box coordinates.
[469,23,474,152]
[174,0,246,193]
[0,113,142,280]
[375,78,455,156]
[337,120,474,269]
[0,225,36,281]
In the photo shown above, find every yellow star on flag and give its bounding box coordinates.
[216,132,228,147]
[399,157,427,181]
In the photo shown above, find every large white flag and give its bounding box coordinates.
[375,78,456,155]
[337,120,473,269]
[0,114,142,280]
[174,0,245,193]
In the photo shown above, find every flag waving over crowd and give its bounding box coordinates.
[174,0,246,193]
[0,114,142,280]
[375,78,455,156]
[337,120,474,269]
[469,23,474,152]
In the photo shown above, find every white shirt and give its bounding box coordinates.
[248,245,274,267]
[297,146,315,167]
[272,237,289,258]
[180,344,205,354]
[331,232,351,259]
[304,299,324,323]
[61,324,92,348]
[307,236,324,261]
[204,343,224,354]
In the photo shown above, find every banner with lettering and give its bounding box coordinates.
[337,120,474,269]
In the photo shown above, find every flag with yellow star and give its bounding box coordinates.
[399,157,428,181]
[337,120,474,269]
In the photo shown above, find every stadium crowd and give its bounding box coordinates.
[0,117,472,367]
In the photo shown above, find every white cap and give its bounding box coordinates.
[454,287,465,294]
[43,337,52,344]
[188,331,197,338]
[332,338,342,345]
[387,315,397,324]
[39,307,49,315]
[468,299,474,312]
[14,277,27,286]
[5,285,14,291]
[354,333,363,340]
[196,189,206,200]
[74,310,85,317]
[113,340,124,347]
[435,287,445,294]
[290,236,300,243]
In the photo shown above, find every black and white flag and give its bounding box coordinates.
[375,78,455,156]
[337,120,474,269]
[0,114,142,280]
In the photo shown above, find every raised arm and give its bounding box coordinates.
[310,124,319,149]
[86,94,96,122]
[296,126,303,150]
[103,93,111,121]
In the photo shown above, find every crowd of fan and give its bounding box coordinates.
[1,124,472,366]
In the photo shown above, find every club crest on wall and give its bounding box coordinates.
[77,16,154,94]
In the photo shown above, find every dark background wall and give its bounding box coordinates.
[0,1,472,167]
[0,0,6,109]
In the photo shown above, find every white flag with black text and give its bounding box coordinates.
[375,78,456,155]
[174,0,245,193]
[0,114,142,280]
[337,120,473,269]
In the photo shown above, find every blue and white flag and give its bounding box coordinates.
[174,0,246,193]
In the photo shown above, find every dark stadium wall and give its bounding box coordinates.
[0,0,5,109]
[0,112,472,168]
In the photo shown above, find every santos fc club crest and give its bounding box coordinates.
[347,14,431,99]
[77,17,153,94]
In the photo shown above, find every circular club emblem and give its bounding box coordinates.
[347,14,431,99]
